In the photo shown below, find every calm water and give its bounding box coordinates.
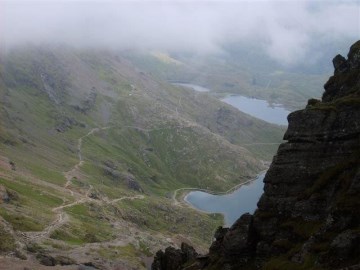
[172,83,210,92]
[185,173,265,227]
[172,82,289,125]
[222,95,290,125]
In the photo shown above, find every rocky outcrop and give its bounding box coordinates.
[55,115,85,133]
[0,185,10,203]
[73,87,98,114]
[152,243,198,270]
[103,161,143,192]
[152,41,360,270]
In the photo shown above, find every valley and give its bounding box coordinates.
[0,46,285,269]
[124,48,329,111]
[0,1,358,269]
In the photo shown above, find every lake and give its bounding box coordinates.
[221,95,290,125]
[172,82,290,125]
[172,82,210,92]
[184,173,265,227]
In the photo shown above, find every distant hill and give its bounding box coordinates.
[123,40,354,111]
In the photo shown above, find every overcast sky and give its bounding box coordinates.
[0,0,359,65]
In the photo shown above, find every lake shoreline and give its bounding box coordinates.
[176,170,267,226]
[171,82,290,125]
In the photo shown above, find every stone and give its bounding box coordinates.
[181,242,198,262]
[333,54,348,74]
[0,185,10,203]
[36,254,57,266]
[329,230,360,259]
[222,213,256,257]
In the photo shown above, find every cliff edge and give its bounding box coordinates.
[152,41,360,270]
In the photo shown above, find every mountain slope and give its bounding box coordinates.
[123,45,330,111]
[0,46,284,269]
[152,41,360,270]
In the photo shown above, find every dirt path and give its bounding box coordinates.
[109,194,145,204]
[64,127,111,189]
[25,126,145,242]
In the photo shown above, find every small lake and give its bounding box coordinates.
[172,82,210,92]
[172,82,289,125]
[221,95,290,125]
[185,173,265,227]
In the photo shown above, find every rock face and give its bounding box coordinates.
[152,243,198,270]
[152,41,360,270]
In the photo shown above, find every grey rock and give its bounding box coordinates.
[36,254,57,266]
[333,54,348,74]
[0,185,10,203]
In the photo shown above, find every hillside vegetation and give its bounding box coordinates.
[0,46,284,269]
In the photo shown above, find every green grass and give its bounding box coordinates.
[0,177,65,232]
[51,203,115,245]
[0,47,285,263]
[0,209,44,231]
[0,224,16,252]
[96,244,147,268]
[0,177,63,208]
[118,196,223,246]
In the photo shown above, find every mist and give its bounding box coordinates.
[1,0,359,65]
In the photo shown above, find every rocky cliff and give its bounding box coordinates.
[152,41,360,270]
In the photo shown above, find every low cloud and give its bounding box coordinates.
[1,0,359,65]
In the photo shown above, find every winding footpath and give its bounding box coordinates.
[25,126,145,242]
[21,124,271,241]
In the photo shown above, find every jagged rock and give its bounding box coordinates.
[36,253,76,266]
[222,214,256,257]
[152,243,198,270]
[81,262,100,269]
[55,116,85,133]
[333,54,348,74]
[89,191,100,200]
[126,178,143,193]
[103,160,117,170]
[36,254,57,266]
[209,226,229,253]
[103,165,143,192]
[181,242,198,262]
[329,230,360,260]
[152,248,182,270]
[74,88,97,114]
[323,40,360,102]
[9,161,16,171]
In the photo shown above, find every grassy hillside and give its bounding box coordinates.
[0,46,284,269]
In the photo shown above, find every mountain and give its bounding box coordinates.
[152,41,360,270]
[123,42,333,111]
[0,46,284,269]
